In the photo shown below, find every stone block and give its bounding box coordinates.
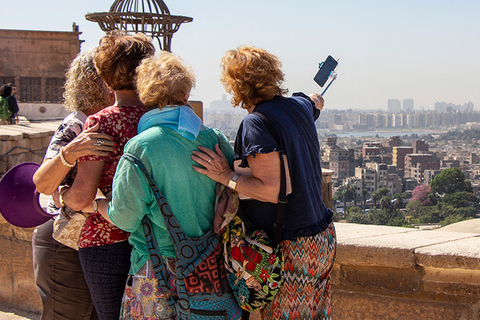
[337,243,416,269]
[27,137,44,152]
[337,265,422,294]
[0,140,13,155]
[422,266,480,298]
[332,290,478,320]
[416,236,480,270]
[0,237,13,306]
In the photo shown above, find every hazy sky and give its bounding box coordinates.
[2,0,479,110]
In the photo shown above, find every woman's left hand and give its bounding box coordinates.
[191,144,233,186]
[310,93,324,110]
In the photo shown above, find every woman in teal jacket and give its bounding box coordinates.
[95,52,239,319]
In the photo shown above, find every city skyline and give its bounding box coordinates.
[2,0,479,111]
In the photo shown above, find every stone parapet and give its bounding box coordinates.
[333,223,480,319]
[0,120,62,176]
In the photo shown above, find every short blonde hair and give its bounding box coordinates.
[136,51,195,108]
[221,45,288,109]
[63,49,111,112]
[94,31,155,91]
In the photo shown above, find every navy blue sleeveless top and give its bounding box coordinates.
[234,93,332,241]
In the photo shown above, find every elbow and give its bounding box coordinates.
[67,192,94,212]
[33,174,55,196]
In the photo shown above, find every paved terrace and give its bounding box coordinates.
[1,121,480,319]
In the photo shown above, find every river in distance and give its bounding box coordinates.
[322,130,446,138]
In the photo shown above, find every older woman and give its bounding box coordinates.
[59,32,154,320]
[192,45,337,320]
[32,48,114,320]
[94,51,239,319]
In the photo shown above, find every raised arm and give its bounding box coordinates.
[33,123,114,195]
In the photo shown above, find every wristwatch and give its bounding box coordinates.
[228,174,240,190]
[93,198,106,214]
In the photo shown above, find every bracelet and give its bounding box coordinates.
[58,185,70,207]
[59,148,75,168]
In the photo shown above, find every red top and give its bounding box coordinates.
[78,105,149,248]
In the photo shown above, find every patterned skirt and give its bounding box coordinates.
[120,258,178,320]
[261,223,337,320]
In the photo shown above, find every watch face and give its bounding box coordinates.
[93,200,98,213]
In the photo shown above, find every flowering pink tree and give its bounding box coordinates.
[411,184,432,206]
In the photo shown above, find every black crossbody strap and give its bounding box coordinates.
[252,111,287,245]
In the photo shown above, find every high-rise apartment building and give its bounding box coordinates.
[388,99,401,112]
[403,99,414,111]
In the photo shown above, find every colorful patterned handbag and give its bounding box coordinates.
[221,111,288,313]
[122,153,242,320]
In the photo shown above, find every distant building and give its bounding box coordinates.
[412,140,429,153]
[0,28,82,104]
[209,94,231,111]
[387,99,401,113]
[405,154,440,182]
[403,99,414,112]
[393,146,413,170]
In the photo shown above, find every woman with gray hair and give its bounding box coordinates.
[32,48,114,320]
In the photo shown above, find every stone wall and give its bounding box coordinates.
[0,120,61,176]
[1,121,480,319]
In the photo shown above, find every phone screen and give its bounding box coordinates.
[314,55,338,87]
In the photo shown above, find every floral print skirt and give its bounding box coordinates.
[120,258,178,320]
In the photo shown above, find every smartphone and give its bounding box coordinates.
[314,55,338,87]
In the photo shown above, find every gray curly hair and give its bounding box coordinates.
[63,48,111,112]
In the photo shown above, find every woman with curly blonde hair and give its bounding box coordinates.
[32,48,114,320]
[192,45,337,320]
[93,51,240,319]
[59,31,154,320]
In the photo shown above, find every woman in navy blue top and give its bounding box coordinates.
[192,45,336,320]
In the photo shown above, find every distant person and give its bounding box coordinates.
[0,83,19,124]
[58,32,154,320]
[192,45,337,320]
[6,83,19,123]
[32,49,114,320]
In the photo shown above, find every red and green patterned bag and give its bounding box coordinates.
[221,214,284,312]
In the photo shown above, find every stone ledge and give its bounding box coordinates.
[334,222,480,319]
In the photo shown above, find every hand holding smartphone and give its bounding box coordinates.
[314,55,338,95]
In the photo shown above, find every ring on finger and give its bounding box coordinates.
[207,157,213,163]
[94,140,104,146]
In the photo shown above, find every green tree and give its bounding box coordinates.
[346,211,371,224]
[380,195,391,210]
[393,193,404,209]
[378,187,390,197]
[430,168,473,195]
[361,188,369,212]
[406,200,422,226]
[341,187,348,213]
[442,191,478,208]
[349,185,358,207]
[371,190,381,208]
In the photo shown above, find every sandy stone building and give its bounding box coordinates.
[0,26,83,119]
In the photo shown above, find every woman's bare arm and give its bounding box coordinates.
[33,123,114,195]
[60,160,105,211]
[192,144,281,204]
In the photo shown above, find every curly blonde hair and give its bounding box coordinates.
[136,51,195,109]
[221,45,288,109]
[94,31,155,91]
[63,49,111,112]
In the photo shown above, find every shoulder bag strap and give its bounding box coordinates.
[252,111,287,245]
[121,153,177,308]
